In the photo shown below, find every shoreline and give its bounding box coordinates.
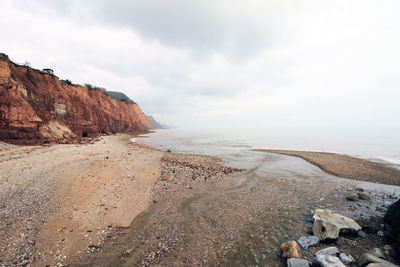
[0,135,399,266]
[254,149,400,186]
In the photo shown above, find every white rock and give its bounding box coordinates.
[314,255,346,267]
[339,253,353,264]
[287,258,310,267]
[313,209,361,240]
[297,236,320,250]
[314,246,339,257]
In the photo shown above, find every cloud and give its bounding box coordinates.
[1,0,399,131]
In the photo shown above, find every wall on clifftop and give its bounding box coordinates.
[0,53,153,145]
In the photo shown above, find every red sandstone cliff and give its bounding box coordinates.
[0,53,153,145]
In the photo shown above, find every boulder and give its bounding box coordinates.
[314,246,339,257]
[358,253,398,267]
[297,235,320,250]
[313,255,346,267]
[313,209,361,240]
[287,258,310,267]
[281,241,302,259]
[384,199,400,259]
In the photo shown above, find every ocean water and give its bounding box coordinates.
[136,128,400,166]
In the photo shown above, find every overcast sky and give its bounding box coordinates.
[1,0,399,132]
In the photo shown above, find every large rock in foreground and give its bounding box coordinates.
[313,209,361,240]
[384,199,400,260]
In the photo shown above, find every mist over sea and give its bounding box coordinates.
[136,128,400,167]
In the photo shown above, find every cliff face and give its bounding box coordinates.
[0,54,153,145]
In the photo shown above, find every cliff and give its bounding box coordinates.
[147,115,169,129]
[0,53,153,145]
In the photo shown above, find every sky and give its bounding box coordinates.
[1,0,400,132]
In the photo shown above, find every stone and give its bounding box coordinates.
[358,230,367,238]
[384,199,400,260]
[313,255,346,267]
[313,209,361,240]
[358,192,371,200]
[358,253,398,267]
[297,235,320,250]
[304,214,314,223]
[347,194,359,201]
[281,241,302,259]
[368,248,386,259]
[161,175,170,181]
[377,231,384,237]
[383,201,392,208]
[339,253,354,264]
[287,258,310,267]
[366,263,400,267]
[314,246,339,257]
[382,245,393,258]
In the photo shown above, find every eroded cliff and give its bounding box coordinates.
[0,53,153,145]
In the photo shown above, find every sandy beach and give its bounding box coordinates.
[0,134,164,266]
[0,135,399,266]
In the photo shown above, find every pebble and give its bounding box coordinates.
[377,231,384,237]
[383,201,392,208]
[358,230,367,238]
[339,253,353,264]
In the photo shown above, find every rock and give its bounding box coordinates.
[383,201,393,208]
[281,241,302,259]
[366,263,400,267]
[368,248,386,259]
[304,214,314,223]
[358,253,398,267]
[313,209,361,240]
[347,194,359,201]
[161,175,170,181]
[297,235,320,250]
[384,199,400,260]
[358,192,371,200]
[358,230,367,238]
[313,255,346,267]
[314,246,339,257]
[377,231,384,237]
[382,245,393,258]
[287,258,310,267]
[339,253,354,264]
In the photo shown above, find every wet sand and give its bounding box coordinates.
[1,136,399,266]
[254,149,400,186]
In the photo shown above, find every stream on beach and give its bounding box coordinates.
[92,129,400,266]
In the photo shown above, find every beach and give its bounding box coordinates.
[0,134,399,266]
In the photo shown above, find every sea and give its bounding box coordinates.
[135,128,400,167]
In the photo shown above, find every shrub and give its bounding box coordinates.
[84,83,93,90]
[61,79,72,85]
